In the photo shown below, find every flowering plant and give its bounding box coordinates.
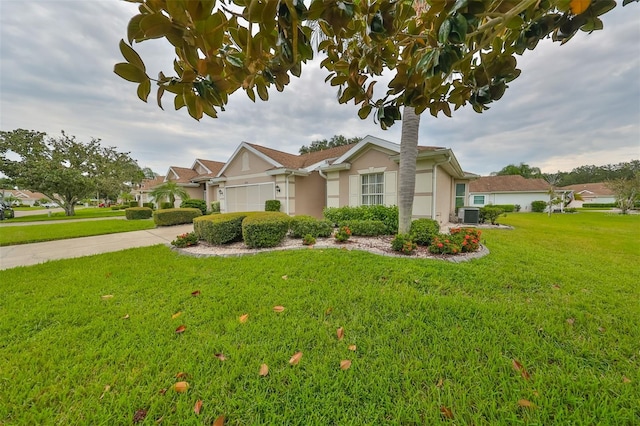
[391,233,417,255]
[302,234,317,246]
[449,228,481,253]
[334,226,352,242]
[171,232,199,248]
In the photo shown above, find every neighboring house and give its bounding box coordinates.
[1,189,51,206]
[468,175,550,212]
[561,182,616,207]
[134,175,165,206]
[210,135,476,224]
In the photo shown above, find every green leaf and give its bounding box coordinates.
[438,19,452,44]
[119,40,145,72]
[358,104,372,119]
[137,79,151,102]
[256,83,269,101]
[114,63,149,83]
[139,13,174,39]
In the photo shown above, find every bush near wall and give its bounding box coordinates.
[531,201,547,213]
[125,207,153,220]
[128,201,139,208]
[181,199,207,215]
[210,201,221,213]
[242,212,291,248]
[143,202,155,209]
[323,205,398,234]
[289,215,333,238]
[265,200,281,212]
[161,202,174,210]
[479,206,504,225]
[338,220,388,236]
[582,203,617,208]
[153,208,202,226]
[409,218,440,246]
[193,212,250,245]
[490,204,515,213]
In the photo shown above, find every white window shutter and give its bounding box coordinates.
[384,171,397,206]
[349,175,359,206]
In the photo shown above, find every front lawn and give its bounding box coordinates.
[0,212,638,424]
[4,207,126,223]
[0,219,156,246]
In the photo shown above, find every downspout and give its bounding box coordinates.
[319,162,328,209]
[431,154,452,221]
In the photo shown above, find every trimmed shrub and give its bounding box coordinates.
[181,199,207,215]
[531,201,547,213]
[479,206,504,225]
[153,208,202,226]
[210,201,221,213]
[110,205,123,210]
[409,218,440,246]
[391,234,417,255]
[289,215,333,238]
[125,207,153,220]
[143,202,154,209]
[265,199,281,212]
[193,212,250,245]
[582,203,617,208]
[129,201,139,208]
[491,204,515,213]
[449,227,482,253]
[161,202,174,209]
[323,205,398,234]
[242,212,291,248]
[302,234,316,245]
[171,232,198,248]
[338,220,388,236]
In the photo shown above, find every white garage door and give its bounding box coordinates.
[225,183,275,213]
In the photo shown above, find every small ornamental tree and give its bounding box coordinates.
[606,174,640,214]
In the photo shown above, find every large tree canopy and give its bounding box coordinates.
[299,134,362,154]
[0,129,143,216]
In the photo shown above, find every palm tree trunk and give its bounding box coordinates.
[398,106,421,234]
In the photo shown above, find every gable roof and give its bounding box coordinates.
[139,176,165,191]
[166,166,198,184]
[560,182,614,196]
[330,135,446,165]
[191,159,226,182]
[2,189,49,200]
[469,175,549,193]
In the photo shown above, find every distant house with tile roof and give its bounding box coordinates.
[468,175,550,212]
[1,189,52,206]
[561,182,615,207]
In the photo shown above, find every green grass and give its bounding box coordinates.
[0,212,638,424]
[4,207,126,223]
[0,219,156,246]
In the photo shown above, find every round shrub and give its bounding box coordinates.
[391,233,417,255]
[242,212,291,248]
[194,212,250,245]
[181,199,207,215]
[125,207,153,220]
[338,220,388,236]
[153,208,202,226]
[265,199,281,212]
[210,201,221,213]
[479,206,504,225]
[323,205,398,234]
[289,215,333,238]
[531,200,547,213]
[409,218,440,246]
[143,202,155,209]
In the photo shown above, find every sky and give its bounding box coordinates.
[1,1,639,177]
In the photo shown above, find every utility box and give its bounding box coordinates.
[458,207,480,224]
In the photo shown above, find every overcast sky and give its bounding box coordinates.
[1,1,638,177]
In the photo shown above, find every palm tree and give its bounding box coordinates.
[149,181,189,208]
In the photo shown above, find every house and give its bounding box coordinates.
[0,189,51,206]
[561,182,616,207]
[468,175,550,212]
[209,135,476,224]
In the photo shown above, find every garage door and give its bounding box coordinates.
[225,183,275,213]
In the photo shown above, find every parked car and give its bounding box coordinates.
[0,200,15,220]
[42,202,60,208]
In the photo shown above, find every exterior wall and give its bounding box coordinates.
[412,160,434,218]
[469,192,548,212]
[434,166,453,224]
[326,171,341,208]
[293,172,326,218]
[223,147,274,177]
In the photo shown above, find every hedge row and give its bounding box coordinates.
[125,207,153,220]
[323,205,398,234]
[289,215,333,238]
[337,220,387,236]
[153,208,202,226]
[194,212,291,248]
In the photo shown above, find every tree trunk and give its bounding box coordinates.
[398,106,421,234]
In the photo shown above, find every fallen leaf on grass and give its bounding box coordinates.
[175,325,186,334]
[512,359,531,380]
[337,327,344,341]
[289,351,303,365]
[171,311,182,319]
[436,378,444,388]
[239,314,249,323]
[273,306,285,313]
[325,307,333,316]
[159,388,168,395]
[213,415,225,426]
[281,275,288,280]
[194,399,203,415]
[340,360,352,370]
[440,406,453,419]
[518,399,535,408]
[598,326,606,333]
[214,353,227,361]
[175,372,188,378]
[348,345,357,351]
[259,364,269,377]
[566,318,575,325]
[101,295,114,299]
[100,384,111,399]
[191,290,201,297]
[122,314,130,320]
[622,376,631,383]
[133,409,147,423]
[173,381,189,393]
[552,284,560,290]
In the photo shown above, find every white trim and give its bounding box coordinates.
[216,142,283,177]
[331,135,400,165]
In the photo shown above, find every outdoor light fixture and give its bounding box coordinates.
[275,185,281,193]
[218,189,223,195]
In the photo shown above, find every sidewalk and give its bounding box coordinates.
[0,224,193,270]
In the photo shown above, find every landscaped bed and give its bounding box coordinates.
[0,212,638,424]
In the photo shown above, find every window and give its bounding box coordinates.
[361,173,384,205]
[455,183,466,210]
[473,195,485,205]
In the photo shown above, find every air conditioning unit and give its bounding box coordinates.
[458,207,480,224]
